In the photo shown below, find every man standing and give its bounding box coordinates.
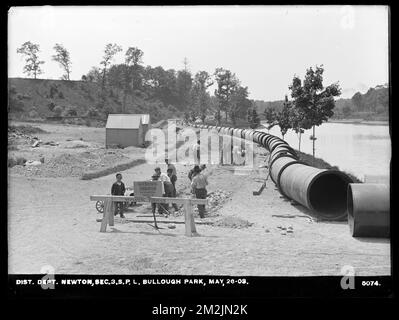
[167,168,179,211]
[191,165,208,218]
[192,140,201,165]
[111,173,126,218]
[165,158,177,176]
[155,167,171,215]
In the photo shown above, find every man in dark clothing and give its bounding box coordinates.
[191,165,208,218]
[188,165,199,181]
[111,173,126,218]
[167,168,179,211]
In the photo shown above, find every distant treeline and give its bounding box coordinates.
[255,84,389,121]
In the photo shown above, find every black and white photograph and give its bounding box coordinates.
[7,5,392,301]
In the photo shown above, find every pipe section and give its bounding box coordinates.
[347,183,390,238]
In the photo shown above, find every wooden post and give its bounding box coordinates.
[108,201,115,226]
[184,200,192,236]
[189,200,198,236]
[100,199,112,232]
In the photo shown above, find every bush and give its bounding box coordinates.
[86,107,99,117]
[49,84,58,98]
[8,156,27,167]
[9,86,17,95]
[47,102,56,111]
[29,109,39,118]
[53,105,63,116]
[8,97,25,112]
[62,106,78,117]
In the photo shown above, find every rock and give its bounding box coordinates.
[25,160,42,166]
[168,224,176,229]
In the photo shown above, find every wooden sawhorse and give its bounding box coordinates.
[90,195,208,236]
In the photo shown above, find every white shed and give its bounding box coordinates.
[105,114,144,148]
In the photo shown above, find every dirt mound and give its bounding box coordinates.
[8,125,46,147]
[213,216,254,229]
[9,150,130,178]
[9,124,48,135]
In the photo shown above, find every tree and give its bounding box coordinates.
[342,104,352,118]
[122,47,144,112]
[52,43,72,80]
[100,43,122,90]
[276,95,292,140]
[289,106,307,151]
[351,92,363,110]
[176,59,193,111]
[230,86,251,126]
[263,107,277,132]
[86,66,102,83]
[289,65,341,158]
[16,41,45,79]
[248,107,260,129]
[191,71,213,122]
[214,68,239,123]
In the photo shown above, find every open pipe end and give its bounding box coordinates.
[308,171,353,220]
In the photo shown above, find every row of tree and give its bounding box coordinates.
[263,65,341,156]
[15,41,254,126]
[17,41,72,80]
[16,42,342,159]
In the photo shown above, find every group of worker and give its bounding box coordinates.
[111,157,209,219]
[150,159,208,219]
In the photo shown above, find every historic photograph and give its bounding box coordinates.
[8,6,390,278]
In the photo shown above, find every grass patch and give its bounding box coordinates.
[296,150,362,183]
[81,158,147,180]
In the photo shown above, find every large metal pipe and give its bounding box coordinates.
[347,184,390,238]
[269,156,302,185]
[269,139,289,152]
[269,146,298,163]
[279,163,353,220]
[190,123,356,220]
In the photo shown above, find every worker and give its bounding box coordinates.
[192,140,201,165]
[191,165,208,218]
[167,168,179,211]
[111,173,126,218]
[154,167,171,215]
[150,173,160,215]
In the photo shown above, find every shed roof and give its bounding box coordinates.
[131,114,150,125]
[106,114,142,129]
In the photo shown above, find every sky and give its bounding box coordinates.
[8,5,389,101]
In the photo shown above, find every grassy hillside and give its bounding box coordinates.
[8,77,182,123]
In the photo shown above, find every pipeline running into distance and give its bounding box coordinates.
[193,123,353,220]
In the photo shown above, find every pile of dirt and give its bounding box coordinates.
[213,216,254,229]
[9,124,48,135]
[8,125,46,147]
[171,188,232,218]
[9,149,130,178]
[207,189,232,212]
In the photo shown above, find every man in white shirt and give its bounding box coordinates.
[154,167,171,215]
